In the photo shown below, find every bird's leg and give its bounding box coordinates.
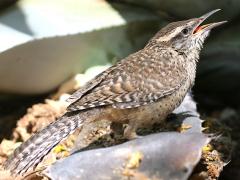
[110,122,124,138]
[123,123,140,140]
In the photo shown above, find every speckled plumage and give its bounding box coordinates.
[68,48,188,111]
[4,10,226,176]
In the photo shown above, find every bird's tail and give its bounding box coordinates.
[4,110,96,176]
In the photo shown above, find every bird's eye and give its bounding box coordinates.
[182,28,189,35]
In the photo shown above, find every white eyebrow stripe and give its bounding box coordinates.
[156,27,183,42]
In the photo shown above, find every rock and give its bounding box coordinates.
[44,132,209,180]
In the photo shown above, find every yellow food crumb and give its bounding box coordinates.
[202,144,213,152]
[126,151,144,169]
[122,151,144,177]
[178,123,192,132]
[53,144,67,153]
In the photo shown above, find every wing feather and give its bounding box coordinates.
[67,49,187,111]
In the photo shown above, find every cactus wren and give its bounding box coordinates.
[5,9,226,176]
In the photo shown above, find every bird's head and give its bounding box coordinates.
[148,9,226,56]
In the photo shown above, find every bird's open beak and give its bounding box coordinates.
[193,9,227,34]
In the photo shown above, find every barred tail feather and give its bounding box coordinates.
[4,111,85,176]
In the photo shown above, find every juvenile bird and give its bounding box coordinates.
[4,9,226,176]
